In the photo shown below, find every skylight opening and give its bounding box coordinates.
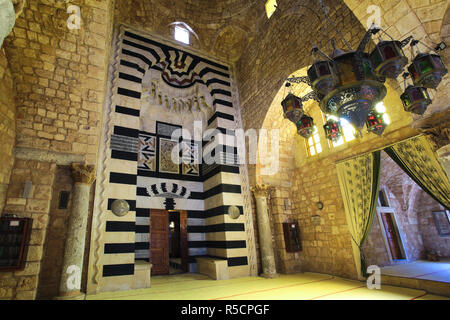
[174,26,190,45]
[265,0,277,19]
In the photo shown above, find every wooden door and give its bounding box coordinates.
[381,212,403,260]
[179,211,189,273]
[150,209,169,275]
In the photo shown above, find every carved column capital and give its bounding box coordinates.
[251,184,272,198]
[71,163,96,185]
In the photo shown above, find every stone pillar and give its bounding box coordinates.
[252,185,278,278]
[55,164,96,300]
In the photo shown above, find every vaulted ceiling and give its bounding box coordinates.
[114,0,263,62]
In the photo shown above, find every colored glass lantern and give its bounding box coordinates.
[370,40,408,79]
[408,53,448,89]
[400,85,432,115]
[296,115,315,139]
[366,110,388,136]
[307,60,338,96]
[320,51,387,131]
[323,118,342,142]
[281,93,304,124]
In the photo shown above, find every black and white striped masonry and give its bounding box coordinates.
[102,27,249,279]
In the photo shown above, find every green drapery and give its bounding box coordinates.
[336,151,381,279]
[385,135,450,210]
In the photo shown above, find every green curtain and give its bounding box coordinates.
[385,135,450,210]
[336,151,381,279]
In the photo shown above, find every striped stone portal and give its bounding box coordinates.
[90,26,251,292]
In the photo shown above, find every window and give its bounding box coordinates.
[174,26,189,45]
[374,102,391,125]
[265,0,277,19]
[324,114,356,147]
[306,126,322,157]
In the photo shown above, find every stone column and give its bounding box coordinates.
[55,163,96,300]
[252,184,278,278]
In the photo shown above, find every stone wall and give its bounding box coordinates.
[0,159,56,300]
[0,48,16,215]
[36,166,73,300]
[3,0,114,165]
[290,156,357,279]
[418,192,450,258]
[0,0,114,299]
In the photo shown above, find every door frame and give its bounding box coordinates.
[376,207,409,263]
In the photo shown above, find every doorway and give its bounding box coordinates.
[376,189,407,262]
[149,209,188,276]
[379,211,406,261]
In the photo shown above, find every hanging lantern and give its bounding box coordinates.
[408,52,448,89]
[323,118,342,142]
[296,115,315,139]
[400,85,432,115]
[320,51,387,131]
[370,40,408,79]
[307,60,338,96]
[366,110,388,136]
[281,92,304,124]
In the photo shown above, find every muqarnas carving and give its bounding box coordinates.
[159,138,180,174]
[138,134,156,171]
[181,141,200,176]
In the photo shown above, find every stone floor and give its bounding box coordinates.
[86,272,450,300]
[381,259,450,283]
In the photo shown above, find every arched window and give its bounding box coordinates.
[305,126,323,157]
[170,22,199,46]
[174,25,189,45]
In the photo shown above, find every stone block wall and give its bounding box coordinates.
[0,48,16,214]
[0,159,56,300]
[290,157,357,279]
[418,192,450,258]
[36,166,73,300]
[3,0,114,165]
[0,0,114,299]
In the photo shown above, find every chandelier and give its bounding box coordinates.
[281,0,448,142]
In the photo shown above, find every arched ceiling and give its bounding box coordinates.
[114,0,263,62]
